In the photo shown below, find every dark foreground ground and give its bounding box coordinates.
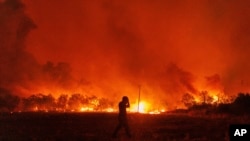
[0,112,249,141]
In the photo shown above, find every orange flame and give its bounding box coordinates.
[130,101,166,114]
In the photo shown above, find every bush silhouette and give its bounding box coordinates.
[230,93,250,115]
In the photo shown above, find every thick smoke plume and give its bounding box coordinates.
[0,0,75,98]
[1,0,250,109]
[0,0,37,93]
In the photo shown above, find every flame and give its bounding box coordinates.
[80,107,94,112]
[137,101,148,113]
[104,108,115,112]
[130,101,149,113]
[21,92,169,114]
[194,96,201,103]
[193,93,220,104]
[211,94,219,103]
[16,87,231,113]
[129,101,166,114]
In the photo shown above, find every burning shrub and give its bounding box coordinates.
[187,93,250,115]
[18,92,114,112]
[182,93,196,108]
[22,94,56,111]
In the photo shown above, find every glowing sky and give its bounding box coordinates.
[1,0,250,107]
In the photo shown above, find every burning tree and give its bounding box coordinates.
[98,98,114,111]
[182,93,196,108]
[17,92,115,112]
[22,94,55,111]
[67,93,84,111]
[56,94,68,111]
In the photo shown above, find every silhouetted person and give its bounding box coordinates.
[112,96,131,138]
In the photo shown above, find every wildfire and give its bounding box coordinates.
[137,101,149,113]
[211,95,219,103]
[80,107,94,112]
[104,108,115,112]
[80,107,115,112]
[20,92,168,114]
[11,87,231,114]
[130,101,166,114]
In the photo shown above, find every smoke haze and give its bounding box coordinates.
[1,0,250,108]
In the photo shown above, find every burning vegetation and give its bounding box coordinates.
[1,0,250,116]
[21,93,114,112]
[1,86,250,116]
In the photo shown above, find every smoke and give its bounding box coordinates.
[1,0,250,108]
[0,0,37,92]
[205,74,223,92]
[0,0,75,97]
[161,63,198,95]
[0,87,20,111]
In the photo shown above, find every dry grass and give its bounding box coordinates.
[0,112,249,141]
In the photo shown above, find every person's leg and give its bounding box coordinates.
[124,120,131,137]
[113,123,122,137]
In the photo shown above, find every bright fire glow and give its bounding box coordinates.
[130,101,150,113]
[137,101,148,113]
[80,107,94,112]
[18,89,229,114]
[104,108,115,112]
[129,101,166,114]
[212,95,219,103]
[194,96,201,103]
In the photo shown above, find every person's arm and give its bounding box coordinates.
[126,99,130,108]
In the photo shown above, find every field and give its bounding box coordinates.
[0,112,249,141]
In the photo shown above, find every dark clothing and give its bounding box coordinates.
[118,101,128,117]
[113,101,131,137]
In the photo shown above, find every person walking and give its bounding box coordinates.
[112,96,132,138]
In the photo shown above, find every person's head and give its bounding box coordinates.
[122,96,129,103]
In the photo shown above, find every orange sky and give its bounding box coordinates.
[1,0,250,107]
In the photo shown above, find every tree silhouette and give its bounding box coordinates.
[68,93,83,110]
[57,94,68,111]
[182,93,195,108]
[22,94,55,111]
[200,91,208,104]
